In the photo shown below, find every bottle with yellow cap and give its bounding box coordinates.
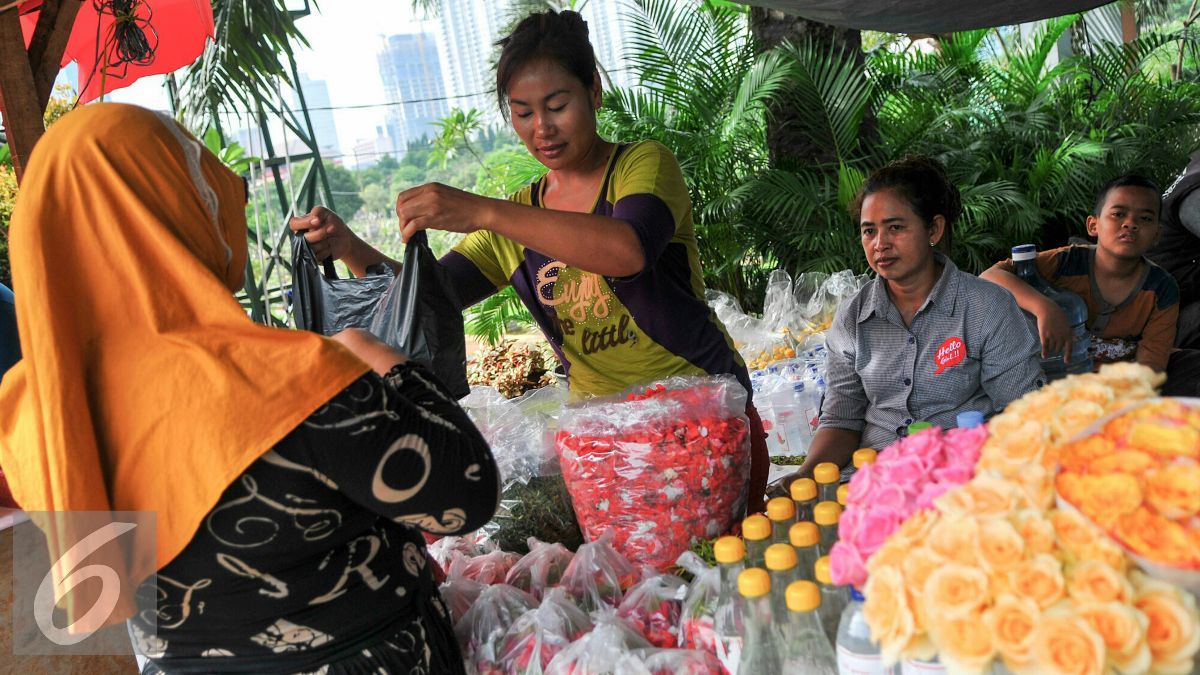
[765,496,796,545]
[836,483,849,507]
[814,555,849,647]
[712,536,746,674]
[853,447,877,469]
[813,500,842,556]
[741,514,771,569]
[814,462,841,503]
[763,543,799,621]
[735,568,782,675]
[781,581,838,674]
[789,476,818,522]
[788,521,820,583]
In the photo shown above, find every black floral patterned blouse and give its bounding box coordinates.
[130,362,498,674]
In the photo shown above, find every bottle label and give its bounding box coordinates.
[716,636,742,675]
[836,644,886,674]
[902,659,947,674]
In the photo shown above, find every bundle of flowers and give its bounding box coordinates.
[863,474,1200,675]
[1056,398,1200,570]
[555,376,750,572]
[829,424,988,588]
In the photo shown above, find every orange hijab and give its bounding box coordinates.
[0,104,369,624]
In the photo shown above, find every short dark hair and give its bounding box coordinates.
[495,10,598,120]
[850,155,962,255]
[1093,174,1162,218]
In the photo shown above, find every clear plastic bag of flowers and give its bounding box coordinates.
[497,588,594,675]
[461,385,583,553]
[674,552,721,655]
[560,530,640,613]
[616,569,688,648]
[505,537,575,601]
[543,610,653,675]
[555,375,751,572]
[428,532,496,570]
[613,649,725,675]
[448,549,522,586]
[455,583,538,674]
[439,575,485,626]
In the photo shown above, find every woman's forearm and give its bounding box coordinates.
[484,199,645,277]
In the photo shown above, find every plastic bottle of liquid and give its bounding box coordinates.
[814,501,842,556]
[1010,244,1093,377]
[814,462,841,503]
[766,497,796,545]
[790,477,818,522]
[853,448,877,469]
[768,382,800,457]
[782,581,839,674]
[736,568,783,675]
[713,536,747,674]
[956,410,984,429]
[785,382,818,455]
[789,521,820,583]
[742,514,771,569]
[907,421,934,434]
[836,588,891,675]
[764,543,800,621]
[814,555,849,647]
[837,484,849,507]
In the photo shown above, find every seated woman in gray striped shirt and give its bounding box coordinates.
[794,157,1045,475]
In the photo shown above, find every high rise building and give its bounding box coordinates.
[293,72,341,158]
[580,2,637,90]
[378,32,449,152]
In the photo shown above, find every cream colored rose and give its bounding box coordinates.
[1009,553,1066,610]
[863,565,917,666]
[978,517,1025,575]
[928,514,981,566]
[1076,601,1151,675]
[1132,573,1200,674]
[1031,605,1107,675]
[984,593,1040,671]
[1067,559,1132,605]
[930,615,996,674]
[923,562,990,621]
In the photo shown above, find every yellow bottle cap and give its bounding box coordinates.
[713,536,746,565]
[836,484,849,506]
[814,501,842,526]
[789,521,819,547]
[852,448,877,468]
[815,556,834,585]
[786,580,822,612]
[789,477,817,502]
[814,462,840,485]
[738,567,771,598]
[742,514,771,541]
[766,497,796,522]
[764,543,798,571]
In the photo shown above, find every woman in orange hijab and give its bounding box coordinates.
[0,103,498,673]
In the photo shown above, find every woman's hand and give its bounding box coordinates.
[395,183,490,242]
[288,206,358,263]
[330,328,407,375]
[1033,297,1074,362]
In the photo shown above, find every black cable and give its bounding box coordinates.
[74,0,159,106]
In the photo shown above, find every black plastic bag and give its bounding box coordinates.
[291,231,470,398]
[368,231,470,398]
[291,233,393,335]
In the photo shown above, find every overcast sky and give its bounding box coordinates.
[105,1,435,149]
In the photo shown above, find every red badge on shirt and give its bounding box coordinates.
[934,337,965,375]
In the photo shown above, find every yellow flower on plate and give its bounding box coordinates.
[1048,400,1107,443]
[1078,536,1128,574]
[1061,379,1115,408]
[984,593,1040,671]
[1009,553,1066,610]
[1015,510,1057,556]
[1076,601,1151,675]
[923,562,990,620]
[1144,464,1200,520]
[1011,464,1054,511]
[928,514,981,566]
[1049,507,1099,559]
[1059,436,1118,474]
[982,419,1049,472]
[1128,421,1199,459]
[1031,606,1107,675]
[1087,449,1159,477]
[977,517,1025,575]
[1056,472,1142,530]
[1116,507,1198,567]
[1066,559,1132,604]
[1132,572,1200,674]
[863,565,917,665]
[930,615,995,674]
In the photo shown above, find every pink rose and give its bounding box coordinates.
[903,427,944,469]
[846,462,878,505]
[871,483,910,512]
[942,426,987,467]
[879,452,928,490]
[829,540,867,587]
[915,481,955,510]
[932,463,973,485]
[838,504,864,541]
[851,507,901,555]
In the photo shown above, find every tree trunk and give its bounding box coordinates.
[749,7,871,168]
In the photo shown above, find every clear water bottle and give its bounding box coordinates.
[789,521,821,583]
[736,569,783,674]
[815,556,849,648]
[785,382,818,455]
[742,514,771,569]
[836,588,891,675]
[1011,244,1093,377]
[713,536,747,674]
[782,581,838,674]
[790,478,818,523]
[814,501,842,556]
[764,543,800,621]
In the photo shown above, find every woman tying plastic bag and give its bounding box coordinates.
[290,9,769,514]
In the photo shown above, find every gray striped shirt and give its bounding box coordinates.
[819,254,1045,449]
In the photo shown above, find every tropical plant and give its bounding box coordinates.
[201,127,259,175]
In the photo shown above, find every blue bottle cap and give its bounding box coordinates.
[956,411,985,429]
[850,587,865,602]
[793,383,805,392]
